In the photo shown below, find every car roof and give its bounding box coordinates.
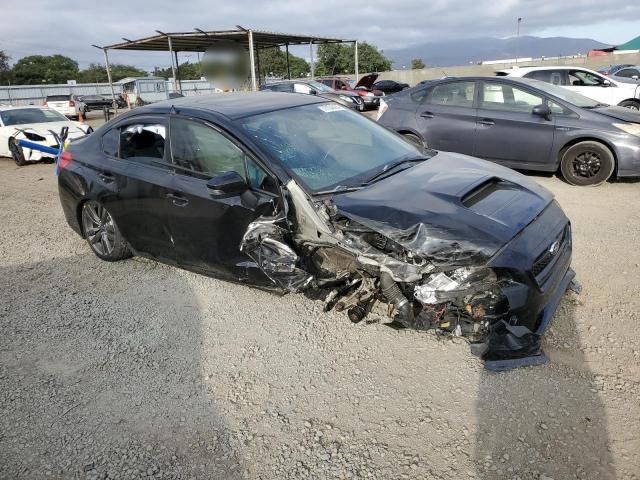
[143,91,327,120]
[495,65,602,76]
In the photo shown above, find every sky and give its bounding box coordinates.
[2,0,639,70]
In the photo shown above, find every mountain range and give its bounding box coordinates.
[384,36,610,68]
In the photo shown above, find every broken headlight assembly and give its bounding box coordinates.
[414,267,497,305]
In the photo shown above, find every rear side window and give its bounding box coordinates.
[427,81,475,107]
[616,68,640,78]
[101,121,167,165]
[524,70,565,85]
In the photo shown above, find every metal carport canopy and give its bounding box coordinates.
[99,27,357,94]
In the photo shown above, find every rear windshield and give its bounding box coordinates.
[0,108,68,126]
[46,95,71,102]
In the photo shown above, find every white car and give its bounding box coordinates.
[496,66,640,110]
[0,106,92,166]
[44,94,87,119]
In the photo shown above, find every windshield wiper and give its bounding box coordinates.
[364,157,428,184]
[313,185,365,196]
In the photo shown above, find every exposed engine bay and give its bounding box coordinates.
[241,179,577,370]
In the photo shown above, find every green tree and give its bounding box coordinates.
[78,63,148,83]
[257,48,309,79]
[411,58,425,69]
[0,49,11,84]
[155,62,202,81]
[12,55,79,84]
[315,42,392,75]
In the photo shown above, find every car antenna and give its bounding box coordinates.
[170,104,178,114]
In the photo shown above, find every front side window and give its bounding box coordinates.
[238,103,434,192]
[427,81,475,107]
[480,82,544,112]
[170,117,246,177]
[568,70,606,86]
[616,68,640,78]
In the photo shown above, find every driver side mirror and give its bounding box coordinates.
[206,171,247,198]
[602,79,611,87]
[309,89,318,95]
[532,104,552,120]
[632,75,639,81]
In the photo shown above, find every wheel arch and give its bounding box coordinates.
[616,98,640,106]
[396,128,425,143]
[558,136,619,176]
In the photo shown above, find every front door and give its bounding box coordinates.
[165,116,280,282]
[97,116,175,260]
[565,69,617,105]
[416,80,477,154]
[473,81,555,168]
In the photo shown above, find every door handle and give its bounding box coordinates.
[97,172,114,183]
[420,111,434,118]
[479,118,495,126]
[166,193,189,207]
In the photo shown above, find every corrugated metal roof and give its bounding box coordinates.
[103,28,352,51]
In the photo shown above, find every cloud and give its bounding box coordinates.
[2,0,638,68]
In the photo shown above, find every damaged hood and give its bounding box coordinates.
[332,152,553,265]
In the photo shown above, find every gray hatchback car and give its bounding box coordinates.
[377,77,640,186]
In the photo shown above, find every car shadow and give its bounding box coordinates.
[0,254,244,479]
[474,293,616,479]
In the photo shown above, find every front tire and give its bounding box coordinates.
[618,100,640,110]
[81,201,131,261]
[9,139,26,166]
[560,141,615,186]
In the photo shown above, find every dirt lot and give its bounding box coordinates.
[1,150,639,479]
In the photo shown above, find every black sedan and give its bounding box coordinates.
[59,93,575,369]
[377,76,640,186]
[260,80,364,111]
[373,79,410,94]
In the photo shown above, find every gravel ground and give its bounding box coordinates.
[0,154,639,480]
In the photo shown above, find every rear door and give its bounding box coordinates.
[473,80,555,167]
[166,115,281,282]
[416,80,477,154]
[96,116,175,259]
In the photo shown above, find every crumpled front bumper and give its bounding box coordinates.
[474,201,574,370]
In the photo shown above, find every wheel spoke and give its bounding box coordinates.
[89,230,102,245]
[101,233,112,253]
[86,205,101,225]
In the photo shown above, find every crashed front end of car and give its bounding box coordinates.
[240,154,576,371]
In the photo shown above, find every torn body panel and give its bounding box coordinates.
[239,176,574,370]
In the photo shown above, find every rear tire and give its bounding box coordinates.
[618,100,640,110]
[81,201,131,261]
[9,139,26,166]
[401,132,425,148]
[560,141,614,186]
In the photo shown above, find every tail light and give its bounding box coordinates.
[69,100,76,107]
[59,151,73,170]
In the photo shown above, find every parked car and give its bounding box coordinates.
[260,80,364,111]
[496,66,640,110]
[58,92,575,368]
[76,94,114,112]
[377,76,640,186]
[373,79,410,94]
[597,64,634,76]
[610,66,640,84]
[45,94,86,119]
[317,74,384,109]
[0,106,92,165]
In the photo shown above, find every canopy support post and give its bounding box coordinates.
[285,43,291,79]
[102,47,117,112]
[167,36,177,92]
[248,30,257,91]
[354,40,359,83]
[309,41,315,79]
[174,50,182,93]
